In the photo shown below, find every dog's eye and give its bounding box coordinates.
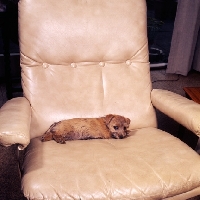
[113,126,119,130]
[124,127,127,131]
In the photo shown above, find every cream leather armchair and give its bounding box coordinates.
[1,0,200,199]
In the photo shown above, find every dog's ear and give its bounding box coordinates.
[126,118,131,125]
[104,114,115,125]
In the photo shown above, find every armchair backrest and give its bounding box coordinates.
[18,0,157,138]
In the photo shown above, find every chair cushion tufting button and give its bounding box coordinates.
[99,62,105,67]
[71,63,77,68]
[43,63,49,68]
[126,60,131,65]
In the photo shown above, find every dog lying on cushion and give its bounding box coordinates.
[41,114,130,144]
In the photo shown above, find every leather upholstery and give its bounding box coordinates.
[19,0,157,139]
[0,0,199,199]
[22,128,200,200]
[0,97,31,149]
[19,0,148,64]
[151,89,200,137]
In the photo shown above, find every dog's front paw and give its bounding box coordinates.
[53,136,66,144]
[56,139,66,144]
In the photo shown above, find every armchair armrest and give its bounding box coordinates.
[0,97,31,150]
[151,89,200,137]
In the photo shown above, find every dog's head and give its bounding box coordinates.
[104,114,131,139]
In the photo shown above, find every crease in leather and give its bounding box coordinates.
[143,51,149,62]
[130,42,148,61]
[114,160,147,199]
[21,74,34,98]
[101,67,105,111]
[87,140,147,199]
[145,158,170,198]
[21,68,33,82]
[144,76,156,123]
[101,140,154,199]
[20,52,41,67]
[93,155,109,198]
[140,162,200,199]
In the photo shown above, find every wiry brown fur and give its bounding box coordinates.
[41,114,131,144]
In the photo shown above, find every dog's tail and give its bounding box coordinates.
[41,122,58,142]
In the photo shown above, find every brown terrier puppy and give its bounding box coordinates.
[41,114,130,144]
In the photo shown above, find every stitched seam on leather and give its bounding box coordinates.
[21,78,34,98]
[20,52,41,66]
[101,67,105,109]
[130,42,147,58]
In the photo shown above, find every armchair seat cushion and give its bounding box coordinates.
[22,128,200,200]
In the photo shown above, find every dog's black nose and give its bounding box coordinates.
[119,135,124,139]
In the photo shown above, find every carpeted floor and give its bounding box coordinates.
[0,69,200,200]
[0,145,26,200]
